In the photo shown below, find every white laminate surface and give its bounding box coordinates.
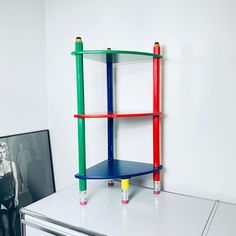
[26,227,54,236]
[207,202,236,236]
[23,181,215,236]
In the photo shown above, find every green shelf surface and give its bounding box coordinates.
[71,50,162,63]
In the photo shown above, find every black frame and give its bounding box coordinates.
[0,129,55,236]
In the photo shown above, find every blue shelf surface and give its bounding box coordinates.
[75,159,162,180]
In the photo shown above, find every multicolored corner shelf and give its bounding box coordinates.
[72,37,163,205]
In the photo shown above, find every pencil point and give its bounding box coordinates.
[76,37,82,43]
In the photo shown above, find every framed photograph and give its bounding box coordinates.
[0,130,55,236]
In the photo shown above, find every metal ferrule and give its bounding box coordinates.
[153,180,161,194]
[80,190,87,205]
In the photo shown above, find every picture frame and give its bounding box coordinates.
[0,129,55,236]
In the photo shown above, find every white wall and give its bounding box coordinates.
[0,0,47,136]
[45,0,236,203]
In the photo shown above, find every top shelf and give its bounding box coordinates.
[71,50,163,64]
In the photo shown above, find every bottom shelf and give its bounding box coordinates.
[75,159,162,180]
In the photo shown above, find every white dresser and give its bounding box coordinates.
[20,181,217,236]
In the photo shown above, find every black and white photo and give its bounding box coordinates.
[0,130,55,236]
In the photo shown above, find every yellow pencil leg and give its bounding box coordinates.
[121,179,129,204]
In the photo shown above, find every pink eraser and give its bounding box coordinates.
[80,201,87,206]
[154,190,160,195]
[122,200,129,204]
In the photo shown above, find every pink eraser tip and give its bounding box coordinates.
[154,190,160,195]
[80,201,87,206]
[122,200,129,204]
[108,182,114,186]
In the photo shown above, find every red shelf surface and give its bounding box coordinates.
[74,112,161,119]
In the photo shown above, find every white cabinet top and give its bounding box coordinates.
[207,202,236,236]
[23,181,215,236]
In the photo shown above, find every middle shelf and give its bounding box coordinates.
[74,112,161,119]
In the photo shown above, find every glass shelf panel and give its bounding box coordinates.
[71,50,162,63]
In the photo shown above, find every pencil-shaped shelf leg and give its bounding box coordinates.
[75,37,87,205]
[121,179,129,204]
[153,42,161,194]
[107,48,114,187]
[108,180,114,186]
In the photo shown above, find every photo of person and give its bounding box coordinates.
[17,143,32,191]
[0,130,55,236]
[0,142,19,236]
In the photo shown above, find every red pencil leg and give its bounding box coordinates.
[153,42,161,194]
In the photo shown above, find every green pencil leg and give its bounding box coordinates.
[75,37,87,205]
